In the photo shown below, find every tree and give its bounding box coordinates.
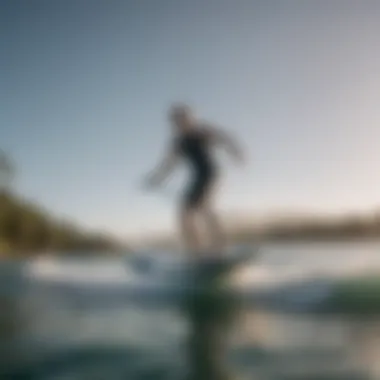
[0,150,14,192]
[0,151,124,256]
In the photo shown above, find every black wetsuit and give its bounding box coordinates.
[174,127,218,209]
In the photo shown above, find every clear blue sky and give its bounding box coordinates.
[1,1,379,238]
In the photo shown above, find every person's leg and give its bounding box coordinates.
[198,178,226,252]
[201,206,226,252]
[180,178,205,254]
[179,206,203,253]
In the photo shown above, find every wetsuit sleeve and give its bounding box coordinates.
[199,123,221,143]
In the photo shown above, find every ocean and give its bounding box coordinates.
[1,241,380,379]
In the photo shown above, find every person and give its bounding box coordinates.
[144,104,244,256]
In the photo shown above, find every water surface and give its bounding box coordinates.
[1,242,380,379]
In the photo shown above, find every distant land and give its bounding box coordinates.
[231,211,380,242]
[1,151,379,256]
[0,151,127,257]
[0,190,127,257]
[145,209,380,249]
[0,186,379,256]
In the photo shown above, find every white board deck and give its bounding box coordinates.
[188,245,256,268]
[175,245,258,285]
[129,245,258,286]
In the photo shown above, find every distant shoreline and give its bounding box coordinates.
[260,236,380,244]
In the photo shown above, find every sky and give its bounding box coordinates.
[1,0,379,239]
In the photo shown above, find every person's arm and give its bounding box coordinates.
[145,145,179,188]
[204,125,245,164]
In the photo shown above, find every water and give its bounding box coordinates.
[1,242,380,379]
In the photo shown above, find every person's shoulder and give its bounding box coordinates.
[197,120,216,130]
[197,121,219,137]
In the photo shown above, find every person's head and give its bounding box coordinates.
[169,103,194,132]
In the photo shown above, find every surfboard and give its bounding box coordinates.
[127,244,258,295]
[188,244,257,271]
[130,244,257,273]
[180,245,258,291]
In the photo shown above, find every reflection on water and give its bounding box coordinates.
[4,302,380,379]
[1,242,380,379]
[236,310,380,378]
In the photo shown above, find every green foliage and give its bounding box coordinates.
[0,150,14,190]
[0,151,123,256]
[0,191,121,256]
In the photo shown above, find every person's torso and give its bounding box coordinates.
[175,127,217,176]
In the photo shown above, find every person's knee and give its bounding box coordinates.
[179,206,196,224]
[197,202,215,218]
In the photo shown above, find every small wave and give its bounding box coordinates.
[26,257,137,286]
